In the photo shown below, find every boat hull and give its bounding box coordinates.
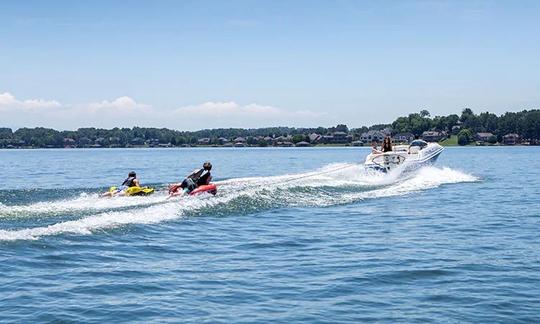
[364,143,443,173]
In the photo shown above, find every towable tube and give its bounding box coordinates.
[109,186,155,196]
[189,184,217,196]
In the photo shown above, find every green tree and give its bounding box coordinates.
[457,129,473,145]
[420,109,431,117]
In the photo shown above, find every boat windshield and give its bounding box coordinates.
[409,140,428,148]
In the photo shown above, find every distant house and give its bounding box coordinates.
[422,131,446,142]
[351,140,363,146]
[273,135,292,145]
[451,125,461,134]
[197,138,211,145]
[218,137,229,145]
[333,131,347,138]
[146,138,160,147]
[63,138,76,148]
[475,132,495,142]
[309,133,322,143]
[130,137,145,146]
[503,133,520,145]
[392,133,414,144]
[109,136,121,144]
[263,136,273,144]
[234,137,246,143]
[360,130,385,144]
[317,132,350,144]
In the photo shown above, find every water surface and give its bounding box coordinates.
[1,147,539,322]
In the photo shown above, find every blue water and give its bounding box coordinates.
[1,147,539,322]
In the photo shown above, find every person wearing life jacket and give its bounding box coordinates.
[121,171,140,188]
[169,162,212,197]
[101,171,141,197]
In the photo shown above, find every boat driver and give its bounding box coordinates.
[371,140,382,154]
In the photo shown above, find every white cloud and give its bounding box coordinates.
[170,101,325,129]
[0,92,61,111]
[84,96,150,113]
[0,92,328,130]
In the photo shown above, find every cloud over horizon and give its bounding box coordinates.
[0,92,329,131]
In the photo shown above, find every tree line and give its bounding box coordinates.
[0,109,538,148]
[391,108,540,144]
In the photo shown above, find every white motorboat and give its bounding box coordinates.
[364,140,444,173]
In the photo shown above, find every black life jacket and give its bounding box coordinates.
[188,169,211,186]
[122,176,136,187]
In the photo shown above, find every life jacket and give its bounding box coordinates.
[188,168,211,186]
[122,176,137,187]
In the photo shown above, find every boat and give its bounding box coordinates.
[364,140,444,173]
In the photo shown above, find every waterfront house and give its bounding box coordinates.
[475,132,495,142]
[197,138,211,145]
[503,133,520,145]
[360,130,385,144]
[273,135,292,145]
[63,138,76,148]
[218,137,229,145]
[263,136,273,145]
[309,133,322,143]
[295,141,310,147]
[451,125,461,134]
[392,133,414,144]
[421,131,446,142]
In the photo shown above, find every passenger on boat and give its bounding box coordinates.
[100,171,140,197]
[169,162,213,197]
[371,140,382,154]
[382,136,393,152]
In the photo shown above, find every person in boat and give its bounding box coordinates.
[169,162,212,197]
[100,171,140,197]
[382,136,393,152]
[371,140,382,154]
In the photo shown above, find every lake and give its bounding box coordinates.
[1,147,539,322]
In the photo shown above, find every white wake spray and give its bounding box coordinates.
[0,165,478,241]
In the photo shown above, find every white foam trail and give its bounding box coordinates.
[0,192,235,241]
[0,192,170,218]
[0,165,478,241]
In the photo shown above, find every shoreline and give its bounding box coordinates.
[0,143,535,150]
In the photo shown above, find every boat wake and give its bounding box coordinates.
[0,164,477,241]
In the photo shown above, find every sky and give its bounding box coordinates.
[1,0,539,131]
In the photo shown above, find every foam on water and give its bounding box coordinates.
[0,164,477,241]
[0,191,170,218]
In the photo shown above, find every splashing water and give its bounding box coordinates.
[0,164,477,241]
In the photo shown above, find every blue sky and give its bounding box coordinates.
[1,0,539,130]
